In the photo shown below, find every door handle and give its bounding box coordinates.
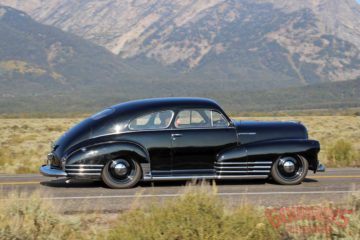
[171,133,183,138]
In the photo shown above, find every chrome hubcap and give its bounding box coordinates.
[113,163,127,176]
[277,156,303,180]
[283,160,295,173]
[110,160,129,178]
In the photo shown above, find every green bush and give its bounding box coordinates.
[108,184,279,240]
[326,139,359,167]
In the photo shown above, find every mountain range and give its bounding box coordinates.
[0,1,360,113]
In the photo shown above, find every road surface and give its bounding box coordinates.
[0,168,359,213]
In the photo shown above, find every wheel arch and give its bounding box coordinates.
[65,141,150,177]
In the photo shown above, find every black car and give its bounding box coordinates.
[40,97,324,188]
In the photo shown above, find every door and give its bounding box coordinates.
[171,109,237,175]
[125,110,174,175]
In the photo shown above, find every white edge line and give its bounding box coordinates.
[2,190,360,201]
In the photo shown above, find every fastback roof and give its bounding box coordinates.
[112,97,222,113]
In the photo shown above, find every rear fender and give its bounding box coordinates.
[64,141,149,173]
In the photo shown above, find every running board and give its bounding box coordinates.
[143,175,269,181]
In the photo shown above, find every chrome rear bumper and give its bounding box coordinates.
[317,163,326,172]
[40,165,67,177]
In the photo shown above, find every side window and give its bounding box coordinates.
[211,111,229,127]
[175,109,229,128]
[175,110,208,128]
[129,110,174,130]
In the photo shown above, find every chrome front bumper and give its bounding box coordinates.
[40,165,67,177]
[317,163,326,172]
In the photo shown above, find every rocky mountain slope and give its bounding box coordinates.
[1,0,360,85]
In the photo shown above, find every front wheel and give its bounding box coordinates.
[271,155,308,185]
[102,158,142,189]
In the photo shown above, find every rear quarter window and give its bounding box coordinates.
[129,110,174,130]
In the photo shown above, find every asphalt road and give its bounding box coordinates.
[1,168,359,213]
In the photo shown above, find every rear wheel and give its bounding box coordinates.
[271,155,308,185]
[102,158,141,189]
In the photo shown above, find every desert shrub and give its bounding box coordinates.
[326,139,359,167]
[44,125,68,132]
[0,193,81,240]
[108,184,280,240]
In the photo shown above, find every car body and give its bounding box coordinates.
[40,97,324,188]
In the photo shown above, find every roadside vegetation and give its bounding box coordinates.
[0,184,359,240]
[0,115,359,174]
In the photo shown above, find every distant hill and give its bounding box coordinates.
[1,76,359,115]
[1,0,360,89]
[0,5,142,97]
[222,78,360,112]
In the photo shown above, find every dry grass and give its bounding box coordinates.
[0,191,115,240]
[0,192,81,239]
[0,116,359,174]
[0,118,81,174]
[0,184,359,240]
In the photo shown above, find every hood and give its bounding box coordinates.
[234,120,308,145]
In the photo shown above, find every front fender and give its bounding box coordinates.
[247,139,320,171]
[217,139,320,172]
[65,141,149,166]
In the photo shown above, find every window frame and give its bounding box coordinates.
[128,110,175,131]
[174,108,230,129]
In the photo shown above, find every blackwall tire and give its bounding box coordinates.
[102,158,141,189]
[271,155,308,185]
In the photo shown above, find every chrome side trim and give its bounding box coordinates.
[65,164,104,167]
[237,132,257,135]
[247,161,273,165]
[247,170,271,173]
[218,170,246,173]
[215,166,247,169]
[215,162,247,165]
[218,170,270,174]
[65,169,102,172]
[143,175,268,181]
[40,165,67,177]
[64,164,103,177]
[67,172,101,176]
[215,161,273,165]
[215,166,271,169]
[249,166,271,169]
